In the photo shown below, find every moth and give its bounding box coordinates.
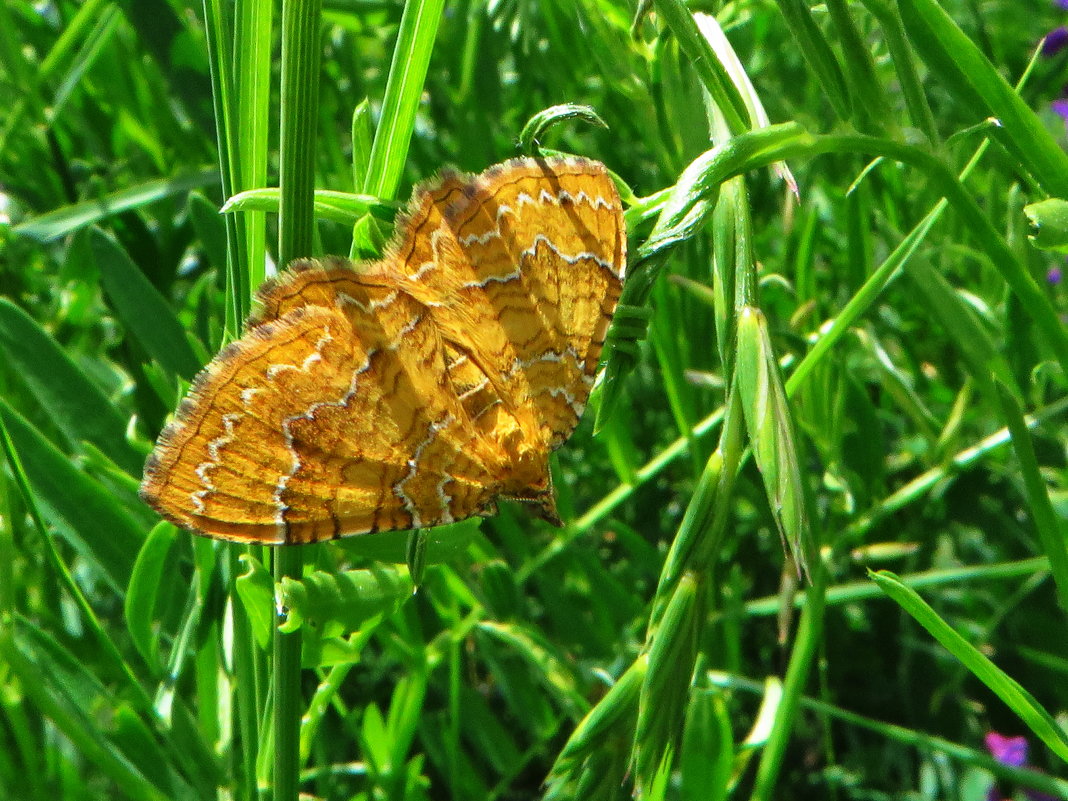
[141,157,626,544]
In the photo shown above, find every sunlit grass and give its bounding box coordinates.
[1,1,1067,800]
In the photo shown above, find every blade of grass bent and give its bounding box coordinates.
[712,670,1068,798]
[12,169,218,241]
[871,570,1068,763]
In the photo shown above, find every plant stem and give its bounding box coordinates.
[273,1,322,799]
[272,547,305,801]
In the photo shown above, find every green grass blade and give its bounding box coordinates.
[772,0,852,121]
[202,0,246,331]
[12,169,218,241]
[0,398,142,593]
[871,570,1068,763]
[897,0,1068,196]
[233,0,273,294]
[653,0,749,133]
[0,298,143,474]
[223,187,396,224]
[91,228,203,380]
[0,622,177,801]
[361,0,446,200]
[125,522,179,675]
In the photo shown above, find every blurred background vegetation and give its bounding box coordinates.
[1,0,1067,799]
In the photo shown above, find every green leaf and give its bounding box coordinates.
[279,565,413,637]
[221,187,397,225]
[0,297,143,475]
[12,169,219,241]
[0,619,176,801]
[125,521,179,675]
[0,398,142,592]
[112,705,189,798]
[775,0,854,121]
[897,0,1068,197]
[518,104,608,154]
[187,191,229,271]
[361,0,447,201]
[337,517,481,565]
[91,227,203,380]
[1024,198,1068,254]
[476,622,587,717]
[871,570,1068,763]
[652,0,751,132]
[384,670,429,767]
[234,554,275,650]
[905,259,1010,387]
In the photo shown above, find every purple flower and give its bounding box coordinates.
[1058,0,1068,10]
[984,733,1060,801]
[1043,27,1068,56]
[986,733,1029,767]
[1052,98,1068,122]
[1049,264,1063,285]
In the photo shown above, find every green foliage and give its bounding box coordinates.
[2,1,1068,800]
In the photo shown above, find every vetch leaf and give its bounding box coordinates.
[1024,198,1068,254]
[234,554,274,650]
[279,565,413,637]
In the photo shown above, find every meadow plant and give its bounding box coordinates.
[1,1,1067,800]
